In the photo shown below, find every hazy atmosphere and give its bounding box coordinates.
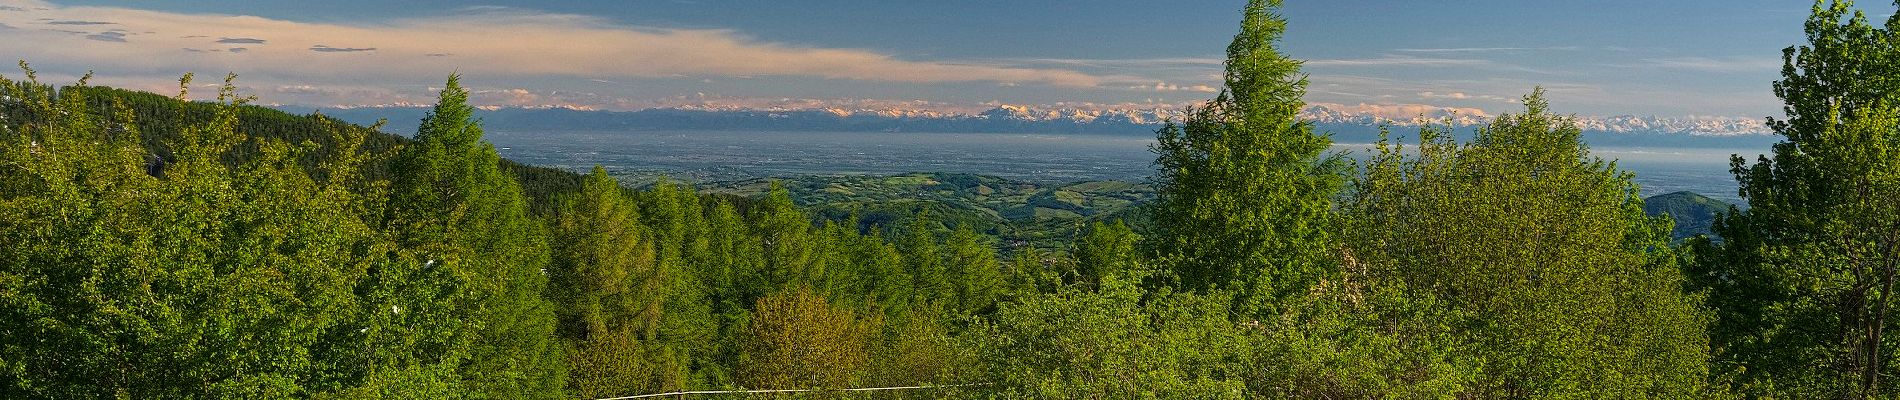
[1,0,1810,121]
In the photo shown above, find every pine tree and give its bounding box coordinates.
[550,166,654,339]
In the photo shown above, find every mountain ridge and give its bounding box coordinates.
[283,103,1775,137]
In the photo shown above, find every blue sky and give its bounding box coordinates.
[0,0,1859,119]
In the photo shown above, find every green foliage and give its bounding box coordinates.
[738,288,879,390]
[1072,221,1140,287]
[947,227,1003,314]
[981,269,1250,399]
[1347,91,1711,397]
[1691,1,1900,397]
[1242,266,1476,398]
[383,75,564,399]
[1,71,1022,399]
[550,166,674,396]
[752,183,820,295]
[0,70,415,398]
[1148,0,1344,312]
[901,213,950,305]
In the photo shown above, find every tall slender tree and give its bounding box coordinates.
[946,226,1002,314]
[1148,0,1343,312]
[383,75,564,399]
[550,166,653,340]
[549,166,666,396]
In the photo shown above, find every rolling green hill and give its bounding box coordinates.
[701,172,1153,250]
[706,173,1739,248]
[1642,191,1734,241]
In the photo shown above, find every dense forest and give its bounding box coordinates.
[4,0,1900,398]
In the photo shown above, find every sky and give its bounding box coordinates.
[0,0,1858,120]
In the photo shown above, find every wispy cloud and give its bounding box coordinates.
[0,0,1107,88]
[1305,55,1495,67]
[310,45,375,53]
[216,37,264,44]
[1629,57,1780,73]
[1010,57,1224,68]
[1128,82,1218,93]
[1417,91,1514,102]
[1393,46,1582,53]
[83,30,123,42]
[1306,53,1562,75]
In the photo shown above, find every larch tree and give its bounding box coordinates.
[1147,0,1344,313]
[750,184,819,296]
[550,166,665,397]
[900,213,949,305]
[946,226,1003,315]
[382,75,565,399]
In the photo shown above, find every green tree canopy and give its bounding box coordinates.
[1348,91,1710,397]
[1147,0,1344,313]
[383,75,564,399]
[1692,1,1900,397]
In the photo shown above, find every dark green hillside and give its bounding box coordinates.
[3,84,585,212]
[1642,191,1732,240]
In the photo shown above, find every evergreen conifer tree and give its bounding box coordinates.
[383,75,564,399]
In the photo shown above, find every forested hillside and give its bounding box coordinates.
[37,84,589,211]
[1644,191,1732,241]
[3,0,1898,398]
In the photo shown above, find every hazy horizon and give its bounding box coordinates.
[0,0,1827,122]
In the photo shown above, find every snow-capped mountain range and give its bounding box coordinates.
[298,103,1775,140]
[953,103,1772,136]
